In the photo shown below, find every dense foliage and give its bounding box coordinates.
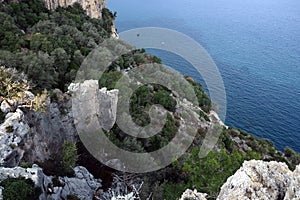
[0,66,47,111]
[0,177,41,200]
[1,2,299,200]
[0,0,112,91]
[161,127,300,199]
[62,140,78,175]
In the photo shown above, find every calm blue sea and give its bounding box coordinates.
[107,0,300,152]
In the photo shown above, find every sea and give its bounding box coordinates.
[107,0,300,152]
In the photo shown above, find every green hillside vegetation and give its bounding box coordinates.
[0,1,299,200]
[0,0,112,92]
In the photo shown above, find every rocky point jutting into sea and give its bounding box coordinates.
[0,0,299,199]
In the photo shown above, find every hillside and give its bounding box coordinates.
[0,1,299,200]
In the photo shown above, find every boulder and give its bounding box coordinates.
[179,189,208,200]
[0,100,14,114]
[217,160,292,200]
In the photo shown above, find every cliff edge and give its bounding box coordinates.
[43,0,106,18]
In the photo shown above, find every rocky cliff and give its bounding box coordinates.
[181,160,300,200]
[43,0,106,18]
[0,80,118,168]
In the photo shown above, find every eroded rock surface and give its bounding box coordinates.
[179,189,208,200]
[217,160,293,200]
[0,165,101,200]
[284,165,300,200]
[43,0,106,19]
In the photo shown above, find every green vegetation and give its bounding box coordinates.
[62,141,78,175]
[185,76,212,113]
[0,0,112,91]
[162,127,300,199]
[20,162,34,168]
[164,148,245,200]
[284,147,300,170]
[67,194,80,200]
[1,2,299,200]
[0,177,41,200]
[0,67,47,112]
[199,110,210,121]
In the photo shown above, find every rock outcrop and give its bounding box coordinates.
[0,80,119,167]
[43,0,106,19]
[180,161,300,200]
[68,80,119,132]
[0,165,101,200]
[217,160,298,200]
[0,109,29,167]
[284,165,300,200]
[179,189,208,200]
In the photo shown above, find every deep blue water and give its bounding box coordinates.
[107,0,300,152]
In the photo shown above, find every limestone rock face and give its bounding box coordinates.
[179,189,208,200]
[48,166,101,200]
[22,100,78,163]
[43,0,106,18]
[0,109,29,167]
[68,80,118,132]
[217,160,293,200]
[0,165,101,200]
[284,165,300,200]
[98,87,119,131]
[0,80,118,166]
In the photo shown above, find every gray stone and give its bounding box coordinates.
[68,80,118,132]
[22,101,78,162]
[0,165,101,200]
[179,189,208,200]
[98,87,119,131]
[285,165,300,200]
[217,160,292,200]
[0,100,13,114]
[0,109,29,167]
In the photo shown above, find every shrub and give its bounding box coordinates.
[67,194,80,200]
[0,177,41,200]
[62,141,78,174]
[20,162,33,168]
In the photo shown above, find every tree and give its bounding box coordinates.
[0,177,41,200]
[62,141,78,174]
[0,66,47,112]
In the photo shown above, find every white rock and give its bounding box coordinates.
[217,160,292,200]
[0,109,29,167]
[0,100,13,113]
[69,80,118,132]
[0,165,101,200]
[285,165,300,200]
[180,189,208,200]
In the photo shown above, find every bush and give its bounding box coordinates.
[164,148,245,199]
[67,194,80,200]
[20,162,33,168]
[0,177,41,200]
[62,141,78,175]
